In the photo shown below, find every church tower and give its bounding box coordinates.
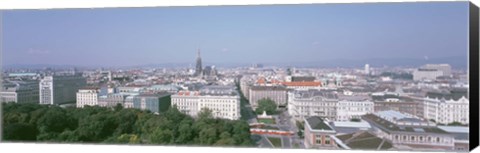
[194,49,203,76]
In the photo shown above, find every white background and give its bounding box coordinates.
[0,0,478,153]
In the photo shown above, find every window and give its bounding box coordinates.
[325,137,331,145]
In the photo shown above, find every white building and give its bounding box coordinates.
[171,85,241,120]
[39,75,87,105]
[423,95,469,125]
[336,95,374,121]
[364,64,370,75]
[413,68,444,81]
[362,110,456,151]
[288,90,338,121]
[422,64,452,77]
[76,87,100,108]
[98,93,129,108]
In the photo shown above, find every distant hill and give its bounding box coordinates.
[3,56,467,70]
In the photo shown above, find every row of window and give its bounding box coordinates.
[393,135,450,144]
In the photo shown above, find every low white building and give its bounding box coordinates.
[76,87,100,108]
[288,90,338,121]
[171,85,241,120]
[423,96,469,125]
[362,110,456,151]
[412,68,443,81]
[336,95,374,121]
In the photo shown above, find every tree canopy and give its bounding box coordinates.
[255,98,277,115]
[2,102,254,146]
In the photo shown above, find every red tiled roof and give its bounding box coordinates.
[257,77,266,84]
[282,81,322,86]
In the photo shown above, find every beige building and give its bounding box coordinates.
[76,87,100,108]
[249,85,287,108]
[171,86,241,120]
[288,90,338,121]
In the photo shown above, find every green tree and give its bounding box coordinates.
[198,107,214,120]
[448,122,465,126]
[104,134,141,144]
[198,127,217,145]
[214,132,235,146]
[175,119,194,144]
[3,123,38,141]
[76,112,117,142]
[150,128,174,144]
[37,106,73,133]
[1,102,255,146]
[255,98,277,115]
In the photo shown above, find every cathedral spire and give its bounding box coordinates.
[195,49,203,76]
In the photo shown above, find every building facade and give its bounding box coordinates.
[413,68,444,81]
[39,75,87,105]
[0,80,39,103]
[98,93,128,108]
[422,64,452,77]
[374,100,423,118]
[288,90,338,121]
[249,85,287,108]
[76,87,100,108]
[194,50,203,76]
[171,86,241,120]
[362,110,456,151]
[423,97,469,125]
[304,116,338,149]
[133,93,171,114]
[336,95,374,121]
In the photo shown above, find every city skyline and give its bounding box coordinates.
[2,2,469,68]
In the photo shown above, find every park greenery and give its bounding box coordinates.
[254,98,277,115]
[2,102,254,146]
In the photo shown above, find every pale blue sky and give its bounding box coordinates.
[2,2,469,67]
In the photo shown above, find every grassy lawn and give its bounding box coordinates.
[267,137,282,147]
[258,118,276,124]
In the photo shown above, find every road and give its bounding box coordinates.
[277,110,305,149]
[235,82,304,148]
[257,135,274,148]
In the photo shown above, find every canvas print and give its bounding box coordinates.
[0,1,473,152]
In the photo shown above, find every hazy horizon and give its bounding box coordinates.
[2,2,469,68]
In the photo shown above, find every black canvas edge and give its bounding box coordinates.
[469,1,479,152]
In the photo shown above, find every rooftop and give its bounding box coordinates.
[294,90,338,100]
[250,85,287,91]
[282,81,322,87]
[362,113,448,134]
[306,116,333,131]
[426,88,468,101]
[336,131,393,150]
[138,92,171,98]
[338,95,371,101]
